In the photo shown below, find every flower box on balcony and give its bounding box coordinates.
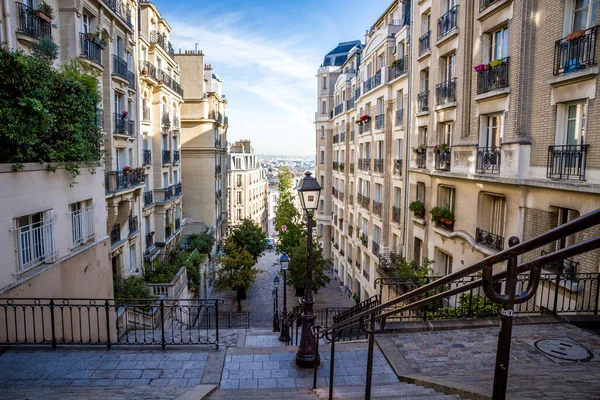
[489,59,503,68]
[434,143,450,154]
[358,114,371,122]
[474,64,486,72]
[413,145,427,154]
[567,30,585,41]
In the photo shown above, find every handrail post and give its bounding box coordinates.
[215,300,220,349]
[105,300,111,351]
[160,299,166,350]
[553,274,560,316]
[313,327,320,389]
[595,273,600,316]
[49,299,56,350]
[364,314,376,400]
[329,330,336,400]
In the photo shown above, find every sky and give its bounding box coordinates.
[151,0,393,156]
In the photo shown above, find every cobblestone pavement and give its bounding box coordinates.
[392,323,600,399]
[212,250,354,328]
[220,342,396,389]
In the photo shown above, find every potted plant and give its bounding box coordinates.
[429,206,455,230]
[567,30,585,41]
[358,114,371,122]
[352,293,360,304]
[35,1,54,22]
[121,110,129,120]
[474,64,486,72]
[434,143,450,154]
[489,59,503,68]
[409,200,425,218]
[122,165,133,175]
[339,217,343,223]
[360,234,368,244]
[391,58,404,69]
[413,144,427,153]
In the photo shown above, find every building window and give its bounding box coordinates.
[438,185,455,212]
[413,237,423,264]
[477,193,506,249]
[129,243,137,273]
[557,101,586,146]
[481,114,503,149]
[69,200,95,246]
[416,182,426,203]
[13,211,57,271]
[440,122,453,145]
[441,53,456,82]
[236,174,242,186]
[323,77,327,89]
[322,101,327,114]
[435,249,453,275]
[489,27,509,61]
[418,127,427,146]
[573,0,599,32]
[237,209,242,221]
[321,126,325,138]
[237,191,243,204]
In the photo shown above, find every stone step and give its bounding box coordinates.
[208,388,317,399]
[315,383,463,399]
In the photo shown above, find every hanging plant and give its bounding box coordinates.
[35,1,54,22]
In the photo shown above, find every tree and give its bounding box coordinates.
[215,238,260,311]
[227,219,267,263]
[188,231,215,254]
[288,236,331,296]
[274,166,302,255]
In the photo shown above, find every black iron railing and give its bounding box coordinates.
[110,224,121,245]
[554,26,598,75]
[140,61,157,80]
[16,3,51,39]
[547,144,589,180]
[149,30,175,58]
[334,104,344,116]
[162,150,171,164]
[112,55,128,80]
[358,158,371,171]
[416,151,427,168]
[144,191,153,208]
[371,241,380,257]
[80,33,103,64]
[332,161,339,171]
[100,0,132,28]
[127,71,136,89]
[173,150,180,164]
[419,31,430,55]
[354,87,361,99]
[174,182,182,196]
[105,170,145,193]
[394,159,403,176]
[157,69,184,96]
[392,206,401,223]
[434,151,451,171]
[390,57,408,80]
[395,109,404,128]
[340,132,345,143]
[363,119,372,132]
[417,91,429,112]
[346,97,355,110]
[163,186,174,202]
[128,216,139,235]
[373,159,384,173]
[375,114,384,130]
[350,163,355,173]
[363,71,382,94]
[436,78,456,105]
[540,250,579,279]
[372,201,382,217]
[477,57,509,94]
[143,150,152,165]
[476,227,504,251]
[476,146,501,174]
[437,5,458,39]
[359,194,370,210]
[480,0,503,12]
[113,113,134,136]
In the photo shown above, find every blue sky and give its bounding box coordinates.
[152,0,393,156]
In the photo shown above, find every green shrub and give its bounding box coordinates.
[113,275,151,301]
[409,201,425,213]
[429,206,455,222]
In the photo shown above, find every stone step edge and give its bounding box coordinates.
[229,340,369,355]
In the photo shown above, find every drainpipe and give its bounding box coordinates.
[402,3,413,259]
[2,0,14,50]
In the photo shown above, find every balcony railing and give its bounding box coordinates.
[334,104,344,116]
[392,206,401,223]
[346,97,355,110]
[149,30,175,58]
[333,134,339,144]
[358,158,371,171]
[436,78,456,105]
[437,5,458,39]
[416,152,427,169]
[349,194,354,204]
[174,182,182,196]
[358,193,370,210]
[540,250,579,279]
[146,232,154,250]
[390,57,408,80]
[374,159,384,173]
[394,159,403,176]
[110,224,121,245]
[127,71,136,90]
[157,69,184,97]
[476,147,501,174]
[128,216,139,236]
[332,161,339,170]
[375,114,384,130]
[350,130,355,142]
[480,0,503,12]
[16,3,51,39]
[419,31,430,56]
[112,55,128,80]
[477,57,509,94]
[354,87,361,99]
[80,33,102,65]
[139,61,157,80]
[105,170,145,193]
[363,119,372,132]
[350,163,355,173]
[100,0,132,28]
[475,228,504,251]
[162,150,171,164]
[113,113,134,136]
[363,71,382,94]
[143,149,152,166]
[553,26,598,75]
[395,109,404,128]
[339,162,345,172]
[215,165,222,175]
[340,132,346,142]
[434,150,451,171]
[373,201,382,217]
[546,144,590,181]
[173,150,180,164]
[372,241,380,257]
[144,191,153,208]
[417,91,429,112]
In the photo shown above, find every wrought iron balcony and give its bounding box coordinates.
[162,150,171,164]
[476,147,501,174]
[128,216,139,236]
[434,150,451,171]
[372,241,380,257]
[436,78,456,105]
[100,0,132,28]
[349,194,354,204]
[144,191,153,207]
[394,159,403,176]
[215,165,222,175]
[174,182,182,196]
[350,163,355,173]
[437,5,458,39]
[546,144,590,181]
[358,158,371,171]
[173,150,180,164]
[139,61,157,80]
[127,71,136,89]
[363,119,372,132]
[354,87,361,99]
[392,206,401,223]
[332,161,339,170]
[333,134,339,144]
[476,228,504,251]
[419,31,430,56]
[163,186,174,202]
[340,132,346,142]
[149,30,175,58]
[540,250,579,279]
[390,57,408,80]
[80,33,102,65]
[417,91,429,112]
[157,69,184,97]
[374,159,384,173]
[373,201,382,217]
[395,109,404,128]
[334,103,344,116]
[16,2,51,39]
[143,149,152,166]
[358,193,370,210]
[110,224,121,245]
[477,57,509,94]
[113,113,134,136]
[112,55,128,80]
[480,0,503,12]
[363,71,382,94]
[554,26,598,75]
[375,114,384,130]
[105,169,145,193]
[350,130,355,142]
[416,152,427,169]
[346,97,355,110]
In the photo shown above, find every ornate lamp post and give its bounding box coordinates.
[272,277,280,332]
[295,171,323,368]
[278,254,291,342]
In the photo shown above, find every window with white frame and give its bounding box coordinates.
[416,182,426,203]
[557,101,586,146]
[320,126,325,138]
[441,54,456,82]
[478,193,506,238]
[394,187,402,208]
[435,249,453,275]
[438,185,455,212]
[573,0,599,32]
[129,243,137,273]
[69,200,95,246]
[322,101,327,114]
[440,122,453,145]
[481,113,503,149]
[375,183,382,202]
[489,27,509,62]
[13,210,57,271]
[373,225,381,245]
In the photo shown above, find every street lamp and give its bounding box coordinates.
[278,254,291,342]
[272,277,280,332]
[295,171,323,368]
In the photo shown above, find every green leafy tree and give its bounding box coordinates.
[275,166,304,256]
[288,236,330,296]
[188,231,215,254]
[228,219,267,263]
[215,238,260,311]
[113,275,151,301]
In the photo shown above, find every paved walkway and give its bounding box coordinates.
[383,322,600,399]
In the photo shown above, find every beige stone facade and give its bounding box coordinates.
[228,140,268,232]
[317,0,600,302]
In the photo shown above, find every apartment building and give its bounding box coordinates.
[138,1,184,264]
[175,53,229,244]
[228,140,269,232]
[317,0,600,302]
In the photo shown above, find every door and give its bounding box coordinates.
[485,114,502,149]
[563,103,585,146]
